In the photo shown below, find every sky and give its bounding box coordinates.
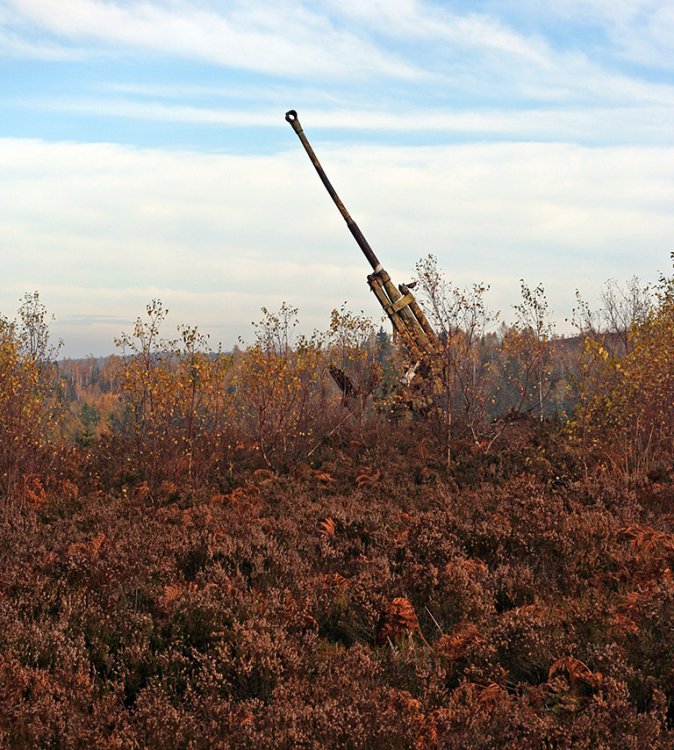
[1,0,674,357]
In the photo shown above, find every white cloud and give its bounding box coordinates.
[318,0,674,110]
[1,136,672,356]
[505,0,674,69]
[5,0,674,123]
[327,0,550,65]
[0,28,83,59]
[5,0,423,78]
[21,97,674,146]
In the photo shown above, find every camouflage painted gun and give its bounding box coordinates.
[285,110,438,371]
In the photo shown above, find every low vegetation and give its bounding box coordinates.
[1,257,673,748]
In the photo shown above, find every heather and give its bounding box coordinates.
[1,268,673,748]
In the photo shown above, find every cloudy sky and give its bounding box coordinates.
[1,0,673,356]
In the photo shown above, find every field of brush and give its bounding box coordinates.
[1,278,673,747]
[2,433,674,748]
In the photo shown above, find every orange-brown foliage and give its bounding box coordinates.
[1,272,674,747]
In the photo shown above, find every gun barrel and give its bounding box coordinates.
[285,109,439,364]
[285,110,381,272]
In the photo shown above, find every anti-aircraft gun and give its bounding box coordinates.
[285,110,438,380]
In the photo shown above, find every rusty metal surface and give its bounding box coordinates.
[285,109,381,272]
[285,109,439,366]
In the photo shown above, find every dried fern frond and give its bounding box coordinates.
[543,656,603,712]
[618,525,674,557]
[67,532,107,560]
[435,622,483,661]
[355,467,381,488]
[376,597,429,647]
[549,656,601,686]
[319,517,336,537]
[252,468,275,482]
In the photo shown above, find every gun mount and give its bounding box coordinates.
[284,110,438,367]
